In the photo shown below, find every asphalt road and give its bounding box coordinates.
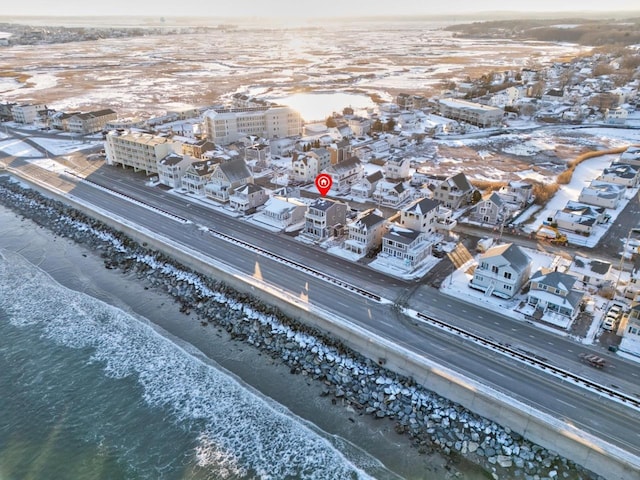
[2,131,640,460]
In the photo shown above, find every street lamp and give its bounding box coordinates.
[614,227,640,297]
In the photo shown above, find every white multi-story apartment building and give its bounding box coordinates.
[204,106,302,145]
[105,131,180,175]
[437,98,503,128]
[11,103,46,124]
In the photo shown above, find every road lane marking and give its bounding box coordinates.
[487,368,507,378]
[556,399,576,409]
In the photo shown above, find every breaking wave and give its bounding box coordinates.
[0,250,377,479]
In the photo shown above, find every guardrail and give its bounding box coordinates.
[414,311,640,410]
[63,170,190,224]
[53,169,640,409]
[205,227,383,303]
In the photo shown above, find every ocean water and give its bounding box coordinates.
[0,249,394,480]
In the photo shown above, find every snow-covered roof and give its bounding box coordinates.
[404,197,439,216]
[481,243,531,272]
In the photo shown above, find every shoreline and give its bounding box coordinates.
[0,175,598,480]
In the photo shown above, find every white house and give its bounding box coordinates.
[620,301,640,356]
[525,270,585,328]
[253,196,307,231]
[553,201,607,235]
[157,153,195,189]
[181,159,220,195]
[620,147,640,166]
[11,103,46,124]
[381,226,432,268]
[604,107,628,125]
[324,157,364,194]
[578,180,625,209]
[383,157,411,180]
[398,197,440,234]
[498,180,533,208]
[344,210,388,256]
[291,149,331,183]
[372,181,412,207]
[470,243,531,299]
[229,184,268,214]
[599,163,640,188]
[569,255,612,289]
[348,117,371,137]
[351,171,384,199]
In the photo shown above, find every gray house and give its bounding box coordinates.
[470,243,531,298]
[470,192,506,225]
[433,172,474,210]
[303,198,348,241]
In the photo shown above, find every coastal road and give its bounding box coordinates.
[76,163,640,396]
[2,162,640,459]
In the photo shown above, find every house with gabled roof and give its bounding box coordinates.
[470,192,507,225]
[599,163,640,188]
[303,198,348,241]
[157,153,196,189]
[432,172,474,210]
[351,170,384,199]
[372,181,412,207]
[553,201,607,235]
[578,180,625,209]
[383,156,411,180]
[498,180,533,208]
[324,157,364,194]
[344,210,388,255]
[569,255,612,289]
[253,196,307,231]
[67,108,117,134]
[229,184,268,214]
[398,197,440,234]
[291,149,331,183]
[204,159,253,203]
[470,243,531,299]
[525,269,585,328]
[381,226,432,267]
[620,146,640,166]
[181,159,220,195]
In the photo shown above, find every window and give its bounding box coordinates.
[504,285,512,290]
[504,272,512,280]
[491,266,498,274]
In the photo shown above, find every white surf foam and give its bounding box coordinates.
[0,250,377,480]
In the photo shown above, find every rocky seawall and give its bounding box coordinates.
[0,176,600,480]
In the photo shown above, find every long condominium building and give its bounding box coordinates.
[437,98,503,128]
[204,106,302,145]
[105,131,180,175]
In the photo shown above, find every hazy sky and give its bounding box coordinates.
[2,0,639,17]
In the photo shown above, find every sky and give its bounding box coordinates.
[1,0,639,18]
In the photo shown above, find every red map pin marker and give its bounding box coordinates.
[315,173,333,196]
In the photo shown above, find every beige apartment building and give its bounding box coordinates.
[105,131,180,175]
[204,106,302,145]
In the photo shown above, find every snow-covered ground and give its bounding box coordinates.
[523,154,633,245]
[0,138,42,157]
[30,137,100,156]
[440,246,597,337]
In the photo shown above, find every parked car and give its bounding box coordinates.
[602,315,618,332]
